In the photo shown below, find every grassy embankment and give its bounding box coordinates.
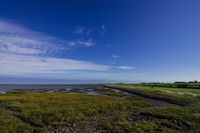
[104,84,200,106]
[104,84,200,132]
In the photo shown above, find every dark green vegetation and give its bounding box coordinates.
[140,81,200,89]
[0,84,200,133]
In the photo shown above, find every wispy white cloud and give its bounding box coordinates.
[102,25,107,32]
[0,20,68,56]
[74,26,92,36]
[100,24,108,36]
[112,55,119,58]
[0,53,109,76]
[0,20,109,76]
[76,39,94,47]
[67,38,94,47]
[74,27,85,34]
[0,20,33,35]
[117,66,136,70]
[0,20,95,57]
[0,20,135,81]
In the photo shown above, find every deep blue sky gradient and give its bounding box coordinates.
[0,0,200,83]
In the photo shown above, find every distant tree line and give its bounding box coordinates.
[140,81,200,89]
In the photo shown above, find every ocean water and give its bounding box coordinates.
[0,84,101,92]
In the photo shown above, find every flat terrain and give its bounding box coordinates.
[0,84,200,132]
[105,84,200,106]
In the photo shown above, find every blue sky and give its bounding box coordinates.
[0,0,200,83]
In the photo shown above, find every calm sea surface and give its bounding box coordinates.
[0,84,101,92]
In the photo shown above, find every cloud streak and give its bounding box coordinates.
[0,20,109,76]
[0,20,95,57]
[112,55,119,58]
[0,20,135,81]
[74,26,91,36]
[0,20,69,56]
[0,53,109,76]
[100,24,108,36]
[117,66,136,70]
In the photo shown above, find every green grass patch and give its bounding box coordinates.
[0,89,200,132]
[0,92,149,132]
[105,84,200,106]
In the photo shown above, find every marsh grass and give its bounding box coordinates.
[1,86,200,132]
[0,92,148,132]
